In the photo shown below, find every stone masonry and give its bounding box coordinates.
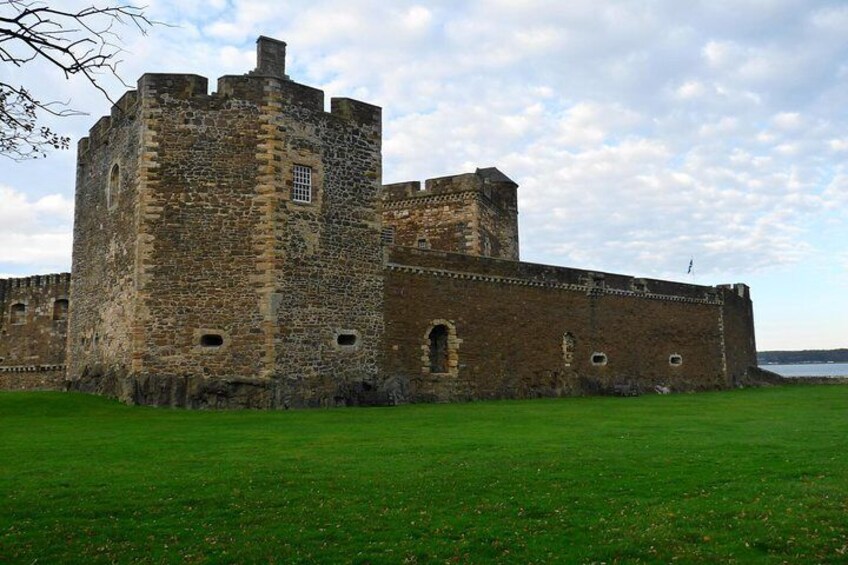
[382,168,519,260]
[0,37,759,406]
[0,274,69,390]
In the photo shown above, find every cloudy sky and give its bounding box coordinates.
[2,0,846,350]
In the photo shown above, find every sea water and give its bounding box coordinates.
[761,363,848,378]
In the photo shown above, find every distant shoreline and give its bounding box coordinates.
[759,362,848,380]
[757,348,848,365]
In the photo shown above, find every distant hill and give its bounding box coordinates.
[758,348,848,365]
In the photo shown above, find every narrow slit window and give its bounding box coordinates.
[107,163,120,210]
[292,165,312,203]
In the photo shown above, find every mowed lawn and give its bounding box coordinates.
[1,387,847,563]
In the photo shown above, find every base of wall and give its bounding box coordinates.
[69,370,404,409]
[62,366,768,409]
[0,367,67,391]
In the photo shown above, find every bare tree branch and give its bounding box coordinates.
[0,0,159,160]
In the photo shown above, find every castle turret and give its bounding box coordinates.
[381,167,519,260]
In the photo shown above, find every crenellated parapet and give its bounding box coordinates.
[1,273,71,291]
[384,167,517,202]
[77,90,140,158]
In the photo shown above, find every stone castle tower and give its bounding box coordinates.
[69,37,385,406]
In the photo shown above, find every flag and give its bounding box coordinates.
[687,259,693,274]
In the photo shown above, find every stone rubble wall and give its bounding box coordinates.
[0,275,70,388]
[0,365,66,391]
[67,89,142,387]
[382,246,753,402]
[382,169,519,260]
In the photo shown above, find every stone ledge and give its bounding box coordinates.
[386,263,723,305]
[0,364,66,373]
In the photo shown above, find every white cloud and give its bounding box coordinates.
[0,186,73,271]
[772,112,803,129]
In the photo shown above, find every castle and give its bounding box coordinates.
[0,37,758,407]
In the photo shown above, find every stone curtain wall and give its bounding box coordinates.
[0,275,70,390]
[719,284,759,385]
[0,367,66,391]
[383,247,743,402]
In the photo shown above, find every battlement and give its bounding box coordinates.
[78,89,140,156]
[384,167,517,203]
[718,283,751,299]
[0,273,71,290]
[77,35,379,162]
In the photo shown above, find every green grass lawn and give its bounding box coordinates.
[1,386,847,564]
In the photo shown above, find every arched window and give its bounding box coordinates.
[107,163,120,209]
[422,320,460,376]
[10,303,26,325]
[562,332,575,366]
[428,324,449,373]
[53,299,69,321]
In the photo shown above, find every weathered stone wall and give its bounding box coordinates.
[67,38,385,408]
[67,90,143,390]
[128,73,270,387]
[383,247,749,402]
[0,275,70,390]
[0,366,66,391]
[720,283,758,385]
[382,168,519,260]
[259,79,385,407]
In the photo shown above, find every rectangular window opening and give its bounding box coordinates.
[292,165,312,203]
[337,333,358,347]
[381,226,396,244]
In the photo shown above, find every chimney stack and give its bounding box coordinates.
[255,36,287,78]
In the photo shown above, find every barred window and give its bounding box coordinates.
[292,165,312,203]
[381,226,396,244]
